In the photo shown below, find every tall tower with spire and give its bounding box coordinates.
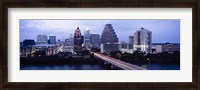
[74,27,84,50]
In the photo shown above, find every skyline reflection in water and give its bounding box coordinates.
[20,64,180,70]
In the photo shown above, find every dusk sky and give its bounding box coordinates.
[20,20,180,43]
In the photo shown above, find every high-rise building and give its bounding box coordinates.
[83,29,90,48]
[63,34,74,53]
[64,39,70,46]
[133,27,152,53]
[119,41,133,53]
[90,34,100,48]
[101,24,118,43]
[49,36,56,44]
[37,34,48,44]
[57,39,62,46]
[100,24,119,53]
[129,36,134,44]
[69,34,74,47]
[74,27,84,50]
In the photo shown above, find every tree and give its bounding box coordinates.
[110,51,122,59]
[33,51,46,57]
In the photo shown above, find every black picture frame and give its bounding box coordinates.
[1,0,199,89]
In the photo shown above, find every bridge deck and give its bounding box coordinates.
[93,52,146,70]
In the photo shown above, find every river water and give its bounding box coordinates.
[21,64,108,70]
[20,64,179,70]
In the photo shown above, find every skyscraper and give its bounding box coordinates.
[49,36,56,44]
[129,36,134,44]
[83,29,90,48]
[74,27,84,50]
[69,34,74,47]
[101,24,118,43]
[90,34,100,48]
[37,34,48,44]
[133,27,152,53]
[64,39,70,46]
[100,24,119,53]
[63,34,74,53]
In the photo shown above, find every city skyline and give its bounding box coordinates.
[20,20,180,70]
[20,20,180,43]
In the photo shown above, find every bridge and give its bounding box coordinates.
[92,52,146,70]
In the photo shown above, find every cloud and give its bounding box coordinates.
[20,20,114,35]
[20,19,180,43]
[23,20,81,30]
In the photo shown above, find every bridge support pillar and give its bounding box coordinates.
[111,65,114,69]
[111,65,118,69]
[104,61,109,65]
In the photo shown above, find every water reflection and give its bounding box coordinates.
[140,64,180,70]
[21,64,107,70]
[21,63,180,70]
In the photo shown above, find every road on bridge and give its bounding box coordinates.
[92,52,146,70]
